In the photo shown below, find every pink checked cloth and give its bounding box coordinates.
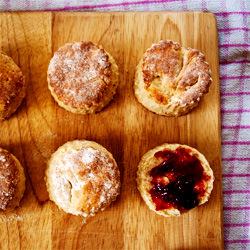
[1,0,249,249]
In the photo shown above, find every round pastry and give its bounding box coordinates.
[137,143,214,217]
[0,51,26,120]
[47,41,119,114]
[134,40,212,116]
[0,147,26,211]
[45,140,120,219]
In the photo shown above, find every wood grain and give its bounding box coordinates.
[0,12,223,250]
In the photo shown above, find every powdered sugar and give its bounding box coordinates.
[0,155,6,162]
[48,142,120,218]
[48,41,112,108]
[0,149,19,210]
[80,147,98,165]
[104,182,112,189]
[52,173,71,204]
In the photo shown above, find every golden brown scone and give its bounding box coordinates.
[137,143,214,217]
[45,140,120,219]
[134,40,212,116]
[47,41,119,114]
[0,51,26,120]
[0,147,26,211]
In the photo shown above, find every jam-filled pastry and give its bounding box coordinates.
[0,52,26,120]
[47,41,119,114]
[137,143,214,217]
[0,147,26,211]
[45,140,120,221]
[134,40,212,116]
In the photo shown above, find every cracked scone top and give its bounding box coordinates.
[134,40,212,116]
[47,41,119,114]
[45,140,120,219]
[0,147,26,211]
[0,52,26,120]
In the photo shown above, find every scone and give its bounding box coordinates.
[0,51,26,120]
[45,140,120,219]
[137,143,214,217]
[0,147,26,211]
[47,41,119,114]
[134,40,212,116]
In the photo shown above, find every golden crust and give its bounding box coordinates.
[134,40,212,116]
[0,147,26,211]
[47,41,119,114]
[137,143,214,217]
[0,52,26,120]
[45,140,120,220]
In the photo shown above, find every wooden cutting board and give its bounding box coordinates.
[0,12,223,250]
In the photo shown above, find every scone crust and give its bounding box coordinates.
[0,52,26,120]
[45,140,120,218]
[0,147,26,211]
[47,41,119,114]
[137,143,214,217]
[134,40,212,116]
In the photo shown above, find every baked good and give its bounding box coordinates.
[134,40,212,116]
[0,51,26,120]
[47,41,119,114]
[0,147,26,211]
[137,143,214,217]
[45,140,120,219]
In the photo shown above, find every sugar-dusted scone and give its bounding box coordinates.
[45,140,120,220]
[47,41,119,114]
[0,147,26,211]
[137,143,214,217]
[134,40,212,116]
[0,51,26,120]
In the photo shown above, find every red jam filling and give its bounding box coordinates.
[149,147,210,211]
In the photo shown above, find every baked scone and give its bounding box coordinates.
[47,41,119,114]
[137,143,214,217]
[45,140,120,219]
[0,147,26,211]
[134,40,212,116]
[0,51,26,120]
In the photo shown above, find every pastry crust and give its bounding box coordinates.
[0,51,26,120]
[137,143,214,217]
[45,140,120,219]
[0,147,26,211]
[134,40,212,116]
[47,41,119,114]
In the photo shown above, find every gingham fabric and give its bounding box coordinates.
[1,1,250,249]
